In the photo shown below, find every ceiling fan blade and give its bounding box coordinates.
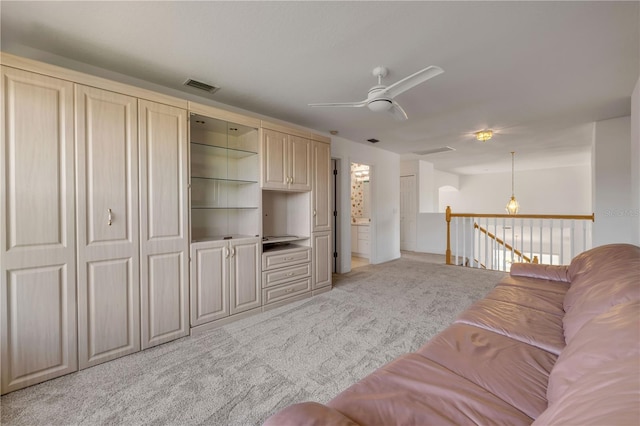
[390,101,408,121]
[308,100,368,108]
[382,66,444,99]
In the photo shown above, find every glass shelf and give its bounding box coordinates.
[190,142,258,158]
[191,176,258,184]
[191,206,258,210]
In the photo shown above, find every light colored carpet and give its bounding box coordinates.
[1,257,505,426]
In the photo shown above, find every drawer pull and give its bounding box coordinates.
[283,256,294,260]
[287,272,295,276]
[284,288,295,293]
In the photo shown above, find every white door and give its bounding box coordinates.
[400,175,417,251]
[1,67,78,394]
[75,85,140,369]
[139,100,189,349]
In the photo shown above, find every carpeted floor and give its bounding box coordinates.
[1,256,505,426]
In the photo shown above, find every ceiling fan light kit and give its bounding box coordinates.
[309,65,444,121]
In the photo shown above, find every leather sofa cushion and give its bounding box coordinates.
[533,356,640,425]
[547,300,640,405]
[416,323,557,419]
[510,263,570,282]
[499,274,570,295]
[327,353,533,426]
[262,402,359,426]
[455,298,565,355]
[564,244,640,313]
[562,268,640,343]
[487,283,566,316]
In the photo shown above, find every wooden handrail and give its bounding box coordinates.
[449,211,595,221]
[474,222,532,263]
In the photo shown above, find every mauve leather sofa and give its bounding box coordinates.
[263,243,640,425]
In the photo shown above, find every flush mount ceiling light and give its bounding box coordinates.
[475,130,493,142]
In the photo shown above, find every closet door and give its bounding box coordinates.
[288,135,311,191]
[75,85,140,369]
[190,240,229,326]
[312,141,331,232]
[139,100,189,349]
[1,67,77,394]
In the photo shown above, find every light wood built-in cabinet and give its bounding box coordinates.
[0,52,332,394]
[261,125,311,191]
[138,100,190,349]
[1,55,190,394]
[75,85,140,368]
[190,237,261,327]
[188,107,262,332]
[1,66,78,394]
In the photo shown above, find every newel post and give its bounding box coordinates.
[446,205,452,265]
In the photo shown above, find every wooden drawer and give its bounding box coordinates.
[262,262,311,288]
[262,278,312,305]
[357,225,370,234]
[262,246,311,271]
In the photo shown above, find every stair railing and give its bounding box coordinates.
[445,206,594,271]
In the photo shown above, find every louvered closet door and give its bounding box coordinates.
[138,100,189,349]
[75,85,140,369]
[1,67,77,394]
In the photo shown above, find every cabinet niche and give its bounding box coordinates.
[190,114,260,241]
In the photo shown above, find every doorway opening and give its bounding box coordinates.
[350,162,371,269]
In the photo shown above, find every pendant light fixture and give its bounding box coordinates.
[505,151,519,214]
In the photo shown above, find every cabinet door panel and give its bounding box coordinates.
[82,258,139,367]
[139,100,189,349]
[75,86,140,369]
[289,135,311,191]
[230,239,261,314]
[1,67,77,394]
[312,141,331,231]
[190,241,229,326]
[313,231,332,289]
[2,265,76,392]
[262,129,288,189]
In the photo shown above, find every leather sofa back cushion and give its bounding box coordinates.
[534,356,639,425]
[547,300,640,405]
[564,244,640,313]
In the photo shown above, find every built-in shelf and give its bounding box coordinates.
[190,142,258,158]
[190,113,260,243]
[192,234,260,243]
[262,235,310,245]
[191,176,258,184]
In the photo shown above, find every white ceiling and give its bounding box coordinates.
[2,1,638,175]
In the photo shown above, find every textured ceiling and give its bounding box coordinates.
[1,1,638,174]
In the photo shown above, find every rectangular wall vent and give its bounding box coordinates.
[412,146,455,156]
[184,78,220,94]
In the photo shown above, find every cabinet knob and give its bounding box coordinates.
[313,210,316,217]
[107,208,113,226]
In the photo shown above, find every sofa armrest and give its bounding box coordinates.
[263,402,359,426]
[510,263,570,282]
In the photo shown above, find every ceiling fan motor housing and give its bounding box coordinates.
[367,98,393,112]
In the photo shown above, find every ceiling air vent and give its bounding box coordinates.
[184,78,220,94]
[367,138,380,143]
[412,146,455,156]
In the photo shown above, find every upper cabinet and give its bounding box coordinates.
[190,112,261,241]
[262,127,311,191]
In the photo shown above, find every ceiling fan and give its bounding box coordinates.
[309,65,444,121]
